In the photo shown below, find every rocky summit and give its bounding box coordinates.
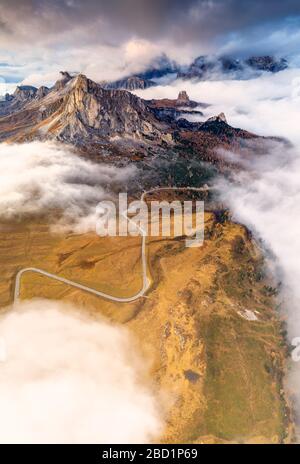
[178,55,288,80]
[0,72,280,166]
[0,73,172,149]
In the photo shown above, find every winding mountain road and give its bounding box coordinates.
[14,186,209,304]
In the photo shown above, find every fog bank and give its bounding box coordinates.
[138,67,300,427]
[0,141,136,232]
[0,299,162,444]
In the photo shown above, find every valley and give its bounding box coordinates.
[0,209,292,443]
[0,65,293,444]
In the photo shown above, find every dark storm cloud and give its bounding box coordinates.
[1,0,300,45]
[1,0,300,87]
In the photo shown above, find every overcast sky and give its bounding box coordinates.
[1,0,300,87]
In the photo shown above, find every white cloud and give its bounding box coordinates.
[218,144,300,335]
[0,299,162,444]
[137,67,300,427]
[135,68,300,143]
[0,141,137,232]
[216,140,300,434]
[138,68,300,335]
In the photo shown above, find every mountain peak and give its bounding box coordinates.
[36,86,50,99]
[72,73,89,89]
[207,112,227,123]
[22,71,169,145]
[13,85,37,101]
[60,71,72,79]
[103,75,156,91]
[54,71,73,90]
[177,90,190,105]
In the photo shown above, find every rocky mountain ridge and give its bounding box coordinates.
[178,55,288,80]
[0,72,171,148]
[102,76,156,91]
[0,71,276,168]
[102,54,288,89]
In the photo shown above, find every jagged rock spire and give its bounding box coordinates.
[36,86,49,99]
[207,112,227,123]
[177,90,190,104]
[54,71,73,90]
[13,85,37,101]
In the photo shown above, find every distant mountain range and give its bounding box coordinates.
[177,55,288,81]
[0,71,280,169]
[103,54,288,90]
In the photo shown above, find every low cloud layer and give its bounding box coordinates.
[218,141,300,429]
[219,145,300,336]
[144,69,300,334]
[136,68,300,144]
[138,66,300,427]
[0,141,137,232]
[0,299,162,444]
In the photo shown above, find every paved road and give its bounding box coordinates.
[14,187,209,304]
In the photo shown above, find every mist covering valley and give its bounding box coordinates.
[0,66,298,442]
[138,69,300,433]
[0,299,162,444]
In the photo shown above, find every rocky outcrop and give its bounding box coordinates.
[53,71,73,90]
[36,86,50,99]
[207,112,227,124]
[177,90,191,106]
[103,76,156,91]
[147,91,205,124]
[1,84,49,115]
[13,85,37,101]
[149,91,201,110]
[0,85,38,116]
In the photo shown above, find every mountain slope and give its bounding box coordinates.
[0,73,280,167]
[0,73,171,148]
[178,55,288,80]
[100,54,288,90]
